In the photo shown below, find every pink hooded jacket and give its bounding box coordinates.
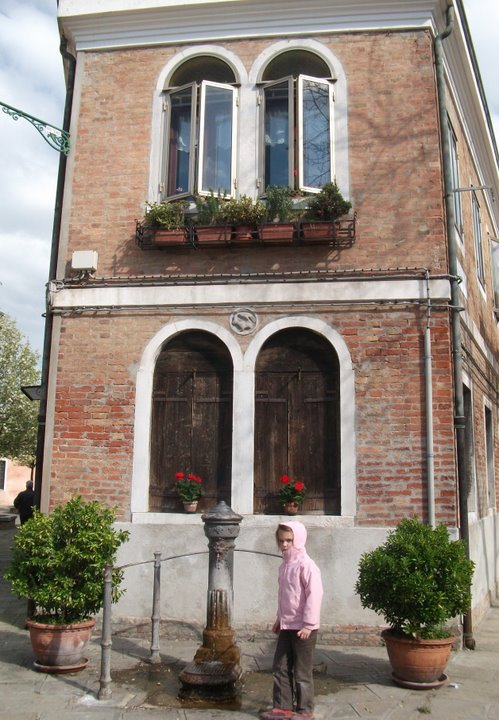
[276,521,323,631]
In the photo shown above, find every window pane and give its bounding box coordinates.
[472,193,485,285]
[302,79,331,188]
[264,82,290,187]
[167,88,193,196]
[200,85,233,194]
[448,123,462,232]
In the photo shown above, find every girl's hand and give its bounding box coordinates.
[297,628,311,640]
[272,620,280,634]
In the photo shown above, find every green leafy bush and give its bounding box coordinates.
[143,199,187,229]
[265,185,294,223]
[222,195,267,225]
[355,517,474,639]
[304,182,351,221]
[5,496,129,624]
[194,191,227,225]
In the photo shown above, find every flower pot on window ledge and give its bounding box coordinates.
[260,222,297,245]
[193,225,230,246]
[183,501,198,513]
[283,501,300,515]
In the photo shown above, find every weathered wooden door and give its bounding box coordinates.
[254,328,340,514]
[150,331,233,512]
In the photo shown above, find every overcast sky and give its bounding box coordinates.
[0,0,498,359]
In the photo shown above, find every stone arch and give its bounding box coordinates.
[131,320,243,516]
[243,317,356,516]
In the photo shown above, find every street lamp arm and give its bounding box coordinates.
[0,100,70,155]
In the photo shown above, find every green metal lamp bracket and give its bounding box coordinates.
[0,101,70,155]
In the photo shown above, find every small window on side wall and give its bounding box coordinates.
[161,57,237,200]
[260,51,335,192]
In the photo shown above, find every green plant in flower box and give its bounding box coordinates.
[175,472,205,502]
[277,474,306,504]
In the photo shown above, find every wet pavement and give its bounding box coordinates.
[1,522,499,719]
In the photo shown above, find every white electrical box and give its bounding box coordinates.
[71,250,98,272]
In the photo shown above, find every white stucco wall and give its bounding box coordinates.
[112,517,389,629]
[112,513,498,634]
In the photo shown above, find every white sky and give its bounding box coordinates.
[0,0,498,358]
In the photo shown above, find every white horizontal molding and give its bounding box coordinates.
[58,0,438,50]
[49,278,451,310]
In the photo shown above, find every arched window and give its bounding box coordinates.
[254,328,340,514]
[161,56,238,199]
[260,50,335,192]
[149,331,233,512]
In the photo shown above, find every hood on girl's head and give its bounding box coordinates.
[280,521,307,550]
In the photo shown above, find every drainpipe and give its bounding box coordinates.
[434,4,475,649]
[33,36,76,512]
[424,271,435,528]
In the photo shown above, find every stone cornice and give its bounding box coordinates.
[58,0,442,51]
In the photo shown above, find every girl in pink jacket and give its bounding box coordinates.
[260,521,323,720]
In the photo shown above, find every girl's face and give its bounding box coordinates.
[277,528,294,552]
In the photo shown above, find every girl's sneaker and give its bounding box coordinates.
[259,709,293,720]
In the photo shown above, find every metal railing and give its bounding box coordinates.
[98,548,280,700]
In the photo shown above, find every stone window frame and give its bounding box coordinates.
[131,316,356,520]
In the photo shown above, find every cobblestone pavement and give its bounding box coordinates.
[1,523,498,719]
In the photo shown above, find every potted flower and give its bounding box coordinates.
[139,199,189,247]
[175,471,205,512]
[355,517,474,688]
[261,185,296,245]
[193,191,229,246]
[222,194,267,243]
[300,182,352,243]
[277,474,306,515]
[4,496,129,672]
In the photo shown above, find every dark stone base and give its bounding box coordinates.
[179,660,241,700]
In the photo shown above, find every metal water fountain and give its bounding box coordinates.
[179,501,243,700]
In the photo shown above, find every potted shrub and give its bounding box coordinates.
[142,199,189,246]
[5,496,129,672]
[301,182,352,243]
[222,194,266,243]
[355,517,474,688]
[261,185,296,245]
[174,471,205,512]
[277,474,306,515]
[193,191,229,246]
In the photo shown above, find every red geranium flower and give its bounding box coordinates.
[277,474,306,504]
[174,471,204,502]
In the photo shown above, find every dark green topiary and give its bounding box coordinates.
[355,517,474,639]
[304,182,351,221]
[5,496,129,624]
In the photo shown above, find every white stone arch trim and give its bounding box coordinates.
[149,45,249,201]
[239,317,356,517]
[249,38,350,197]
[131,319,244,516]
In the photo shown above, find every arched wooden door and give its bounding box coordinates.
[149,331,233,512]
[254,328,340,514]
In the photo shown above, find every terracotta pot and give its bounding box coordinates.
[300,220,334,243]
[260,222,296,245]
[183,501,198,513]
[152,228,188,246]
[27,618,95,672]
[283,501,300,515]
[230,225,258,243]
[193,225,229,246]
[382,629,454,687]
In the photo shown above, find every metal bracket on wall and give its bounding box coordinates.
[0,100,70,155]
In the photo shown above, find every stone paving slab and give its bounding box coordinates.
[1,526,499,719]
